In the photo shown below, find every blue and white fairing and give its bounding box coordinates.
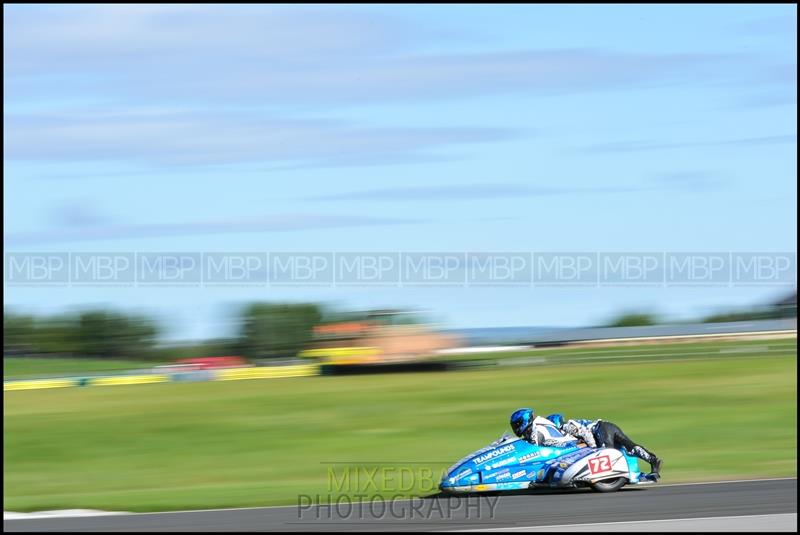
[440,434,650,493]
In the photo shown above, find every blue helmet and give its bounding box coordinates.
[547,413,564,428]
[510,408,534,438]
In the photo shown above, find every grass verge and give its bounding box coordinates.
[4,349,796,511]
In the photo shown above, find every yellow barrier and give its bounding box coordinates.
[216,365,319,381]
[298,347,379,364]
[91,375,169,387]
[4,379,77,391]
[3,366,321,391]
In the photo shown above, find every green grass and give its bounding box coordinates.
[3,350,796,512]
[4,358,163,379]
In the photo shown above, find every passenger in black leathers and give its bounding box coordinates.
[547,414,662,478]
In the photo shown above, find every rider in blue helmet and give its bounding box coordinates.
[510,408,534,438]
[510,408,576,447]
[546,413,564,429]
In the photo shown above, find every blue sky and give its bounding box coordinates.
[4,4,797,341]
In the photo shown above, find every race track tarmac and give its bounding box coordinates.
[4,478,797,532]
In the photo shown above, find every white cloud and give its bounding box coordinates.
[5,213,425,246]
[5,5,753,106]
[4,110,519,166]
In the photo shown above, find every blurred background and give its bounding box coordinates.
[3,4,796,514]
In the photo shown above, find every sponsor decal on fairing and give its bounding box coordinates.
[473,445,515,465]
[489,457,517,469]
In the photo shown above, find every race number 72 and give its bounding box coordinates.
[588,455,612,474]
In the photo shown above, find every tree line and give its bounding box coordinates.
[4,303,333,361]
[604,300,795,327]
[5,297,794,361]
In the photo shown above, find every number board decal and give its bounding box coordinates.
[588,455,613,474]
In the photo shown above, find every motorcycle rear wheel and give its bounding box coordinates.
[590,477,627,493]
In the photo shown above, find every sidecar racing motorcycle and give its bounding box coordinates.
[440,433,658,494]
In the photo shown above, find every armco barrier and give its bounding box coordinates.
[170,370,214,382]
